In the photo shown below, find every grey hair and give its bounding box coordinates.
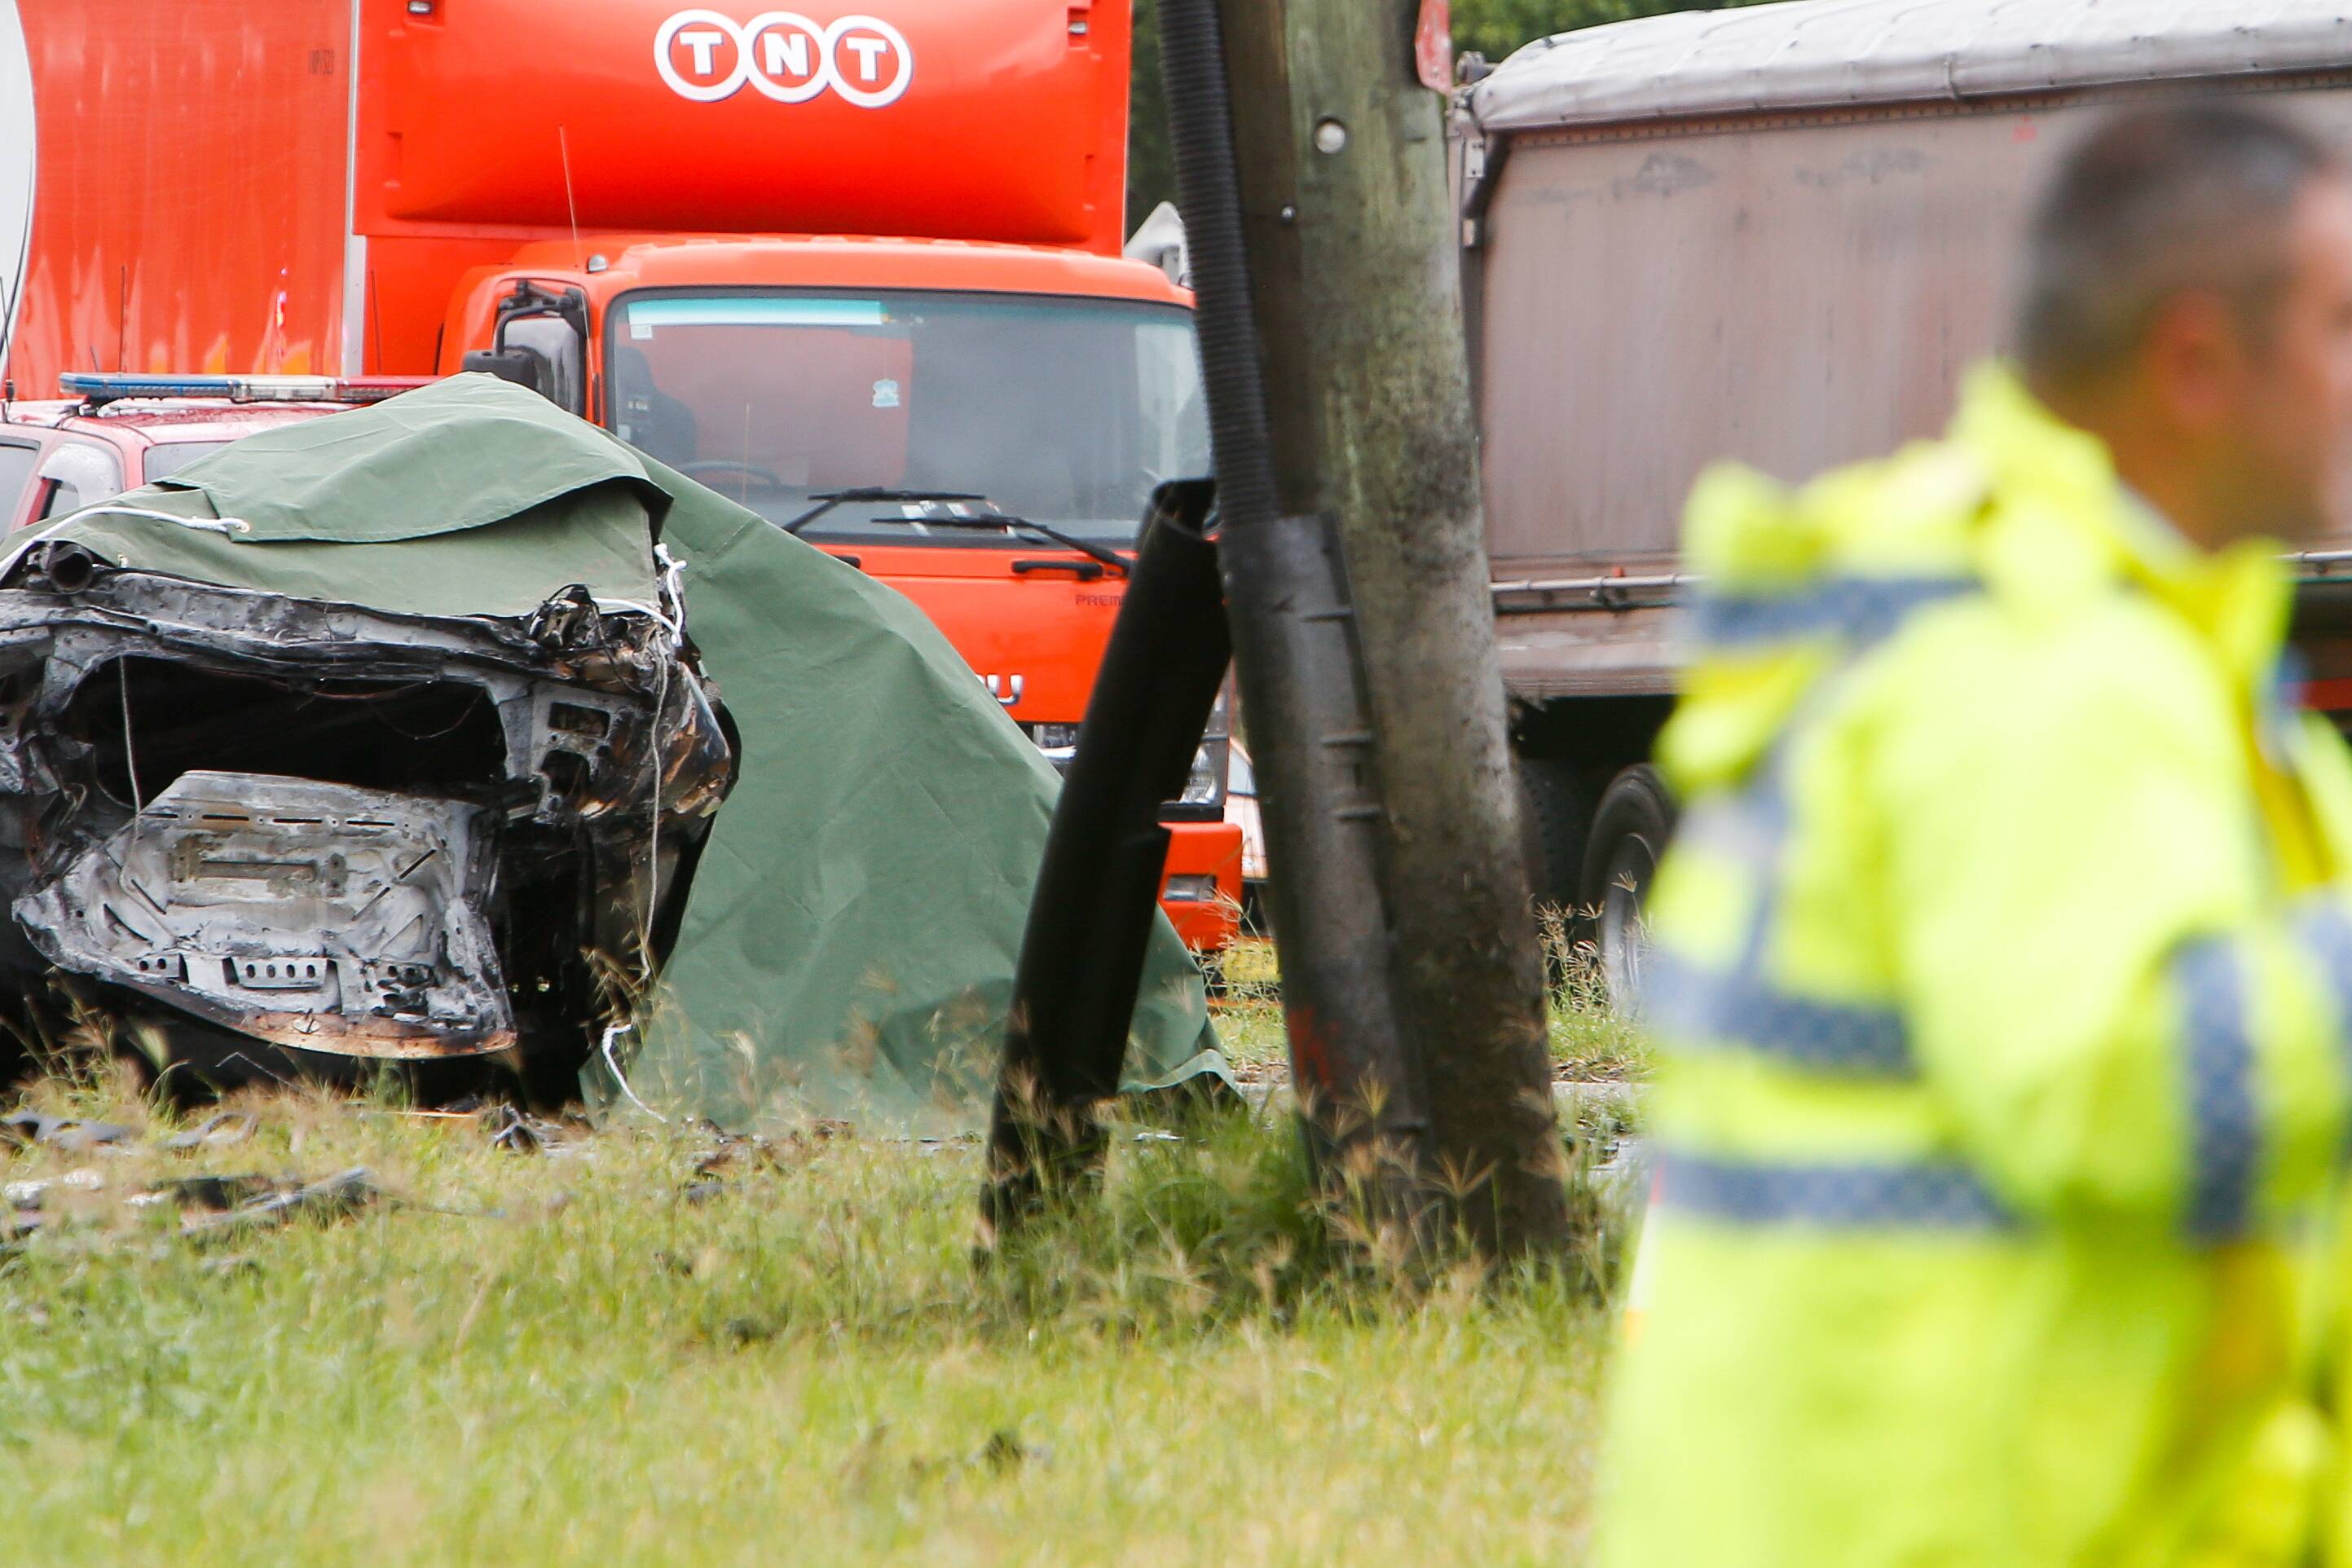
[2016,100,2340,390]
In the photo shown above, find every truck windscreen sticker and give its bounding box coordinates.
[627,298,890,337]
[655,11,914,108]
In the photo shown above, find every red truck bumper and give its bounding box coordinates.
[1159,818,1244,955]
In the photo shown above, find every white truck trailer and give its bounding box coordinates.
[1459,0,2352,990]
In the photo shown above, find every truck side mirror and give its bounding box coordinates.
[472,279,590,416]
[461,347,545,395]
[498,312,585,416]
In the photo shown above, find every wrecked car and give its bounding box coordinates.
[0,377,731,1097]
[0,373,1225,1126]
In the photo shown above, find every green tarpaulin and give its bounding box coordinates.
[18,373,1227,1130]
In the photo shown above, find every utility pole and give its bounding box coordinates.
[1160,0,1432,1249]
[1165,0,1570,1254]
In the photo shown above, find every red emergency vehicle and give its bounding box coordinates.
[3,0,1243,953]
[0,377,420,532]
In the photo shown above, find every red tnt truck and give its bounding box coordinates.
[2,0,1243,954]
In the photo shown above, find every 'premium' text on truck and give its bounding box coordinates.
[4,0,1243,955]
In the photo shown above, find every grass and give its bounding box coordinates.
[1213,932,1648,1085]
[0,959,1638,1568]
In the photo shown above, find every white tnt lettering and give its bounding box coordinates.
[654,11,914,108]
[761,30,811,78]
[843,33,887,81]
[676,28,726,77]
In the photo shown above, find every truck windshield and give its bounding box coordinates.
[606,290,1209,545]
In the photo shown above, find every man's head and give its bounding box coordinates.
[2018,101,2352,548]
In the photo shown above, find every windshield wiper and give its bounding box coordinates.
[786,487,1135,577]
[780,487,985,535]
[883,509,1134,579]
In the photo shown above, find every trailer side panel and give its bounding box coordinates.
[7,0,355,392]
[1478,104,2055,581]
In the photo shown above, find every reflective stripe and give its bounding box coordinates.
[1644,947,1914,1076]
[1657,1149,2019,1230]
[1643,632,1927,1078]
[2295,900,2352,1073]
[2260,650,2310,765]
[2175,936,2261,1241]
[1672,785,1788,870]
[1689,576,1976,648]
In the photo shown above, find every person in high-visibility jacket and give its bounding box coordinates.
[1602,103,2352,1568]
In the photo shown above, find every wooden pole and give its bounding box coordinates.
[1159,0,1433,1247]
[1209,0,1570,1254]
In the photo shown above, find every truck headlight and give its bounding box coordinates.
[1179,734,1230,808]
[1024,721,1082,774]
[1172,680,1232,811]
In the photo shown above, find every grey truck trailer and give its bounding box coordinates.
[1460,0,2352,995]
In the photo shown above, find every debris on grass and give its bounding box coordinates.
[5,1167,101,1209]
[976,1428,1050,1474]
[2,1109,134,1151]
[173,1167,377,1241]
[2,1161,380,1256]
[480,1103,569,1156]
[716,1314,779,1347]
[689,1137,780,1178]
[128,1174,282,1212]
[0,1079,1614,1564]
[163,1111,255,1152]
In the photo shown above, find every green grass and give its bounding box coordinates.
[0,1053,1625,1567]
[1215,933,1649,1084]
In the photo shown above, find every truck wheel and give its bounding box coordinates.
[1580,764,1676,1014]
[1517,755,1594,913]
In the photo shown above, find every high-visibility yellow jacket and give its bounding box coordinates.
[1602,365,2352,1568]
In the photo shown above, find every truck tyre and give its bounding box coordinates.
[1517,755,1594,914]
[1580,764,1676,1014]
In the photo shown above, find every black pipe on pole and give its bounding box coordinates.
[1159,0,1432,1222]
[980,482,1233,1235]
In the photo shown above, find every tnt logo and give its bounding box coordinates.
[654,10,914,108]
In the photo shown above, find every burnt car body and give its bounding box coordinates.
[0,557,730,1091]
[0,380,732,1096]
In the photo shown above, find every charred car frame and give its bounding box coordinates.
[0,540,732,1099]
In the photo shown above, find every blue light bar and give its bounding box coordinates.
[60,373,242,404]
[58,373,426,408]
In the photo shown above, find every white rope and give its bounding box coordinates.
[598,1020,665,1122]
[591,596,680,641]
[118,657,145,855]
[0,504,251,584]
[77,505,251,536]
